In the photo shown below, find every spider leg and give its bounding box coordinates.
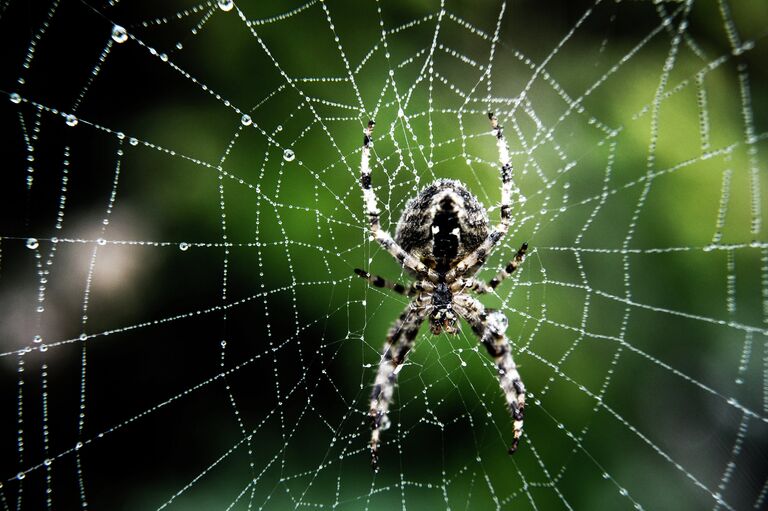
[488,111,517,225]
[354,269,435,297]
[457,242,526,294]
[359,120,439,282]
[445,113,520,282]
[487,242,528,290]
[455,295,526,454]
[451,276,493,295]
[369,303,427,472]
[354,268,412,296]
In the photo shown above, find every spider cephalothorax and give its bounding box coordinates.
[429,282,457,334]
[355,113,528,472]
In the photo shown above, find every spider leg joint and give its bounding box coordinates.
[486,311,508,337]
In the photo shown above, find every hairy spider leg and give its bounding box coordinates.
[455,295,526,454]
[354,268,412,295]
[455,242,527,294]
[488,242,528,290]
[451,276,494,295]
[354,269,435,297]
[444,113,517,282]
[369,305,427,472]
[488,111,516,225]
[359,120,439,282]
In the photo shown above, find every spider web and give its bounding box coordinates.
[0,0,767,509]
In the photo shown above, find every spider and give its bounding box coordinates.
[355,112,528,472]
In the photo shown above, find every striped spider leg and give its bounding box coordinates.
[444,112,518,284]
[367,303,429,472]
[454,294,526,454]
[359,120,439,283]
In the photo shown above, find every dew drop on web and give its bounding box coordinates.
[111,25,128,43]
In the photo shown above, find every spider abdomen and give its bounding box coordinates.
[394,179,489,275]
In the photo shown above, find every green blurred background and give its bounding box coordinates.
[0,0,766,509]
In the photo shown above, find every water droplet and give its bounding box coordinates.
[218,0,234,11]
[75,441,83,450]
[44,458,52,466]
[16,472,25,481]
[10,92,21,104]
[397,108,405,118]
[276,125,283,132]
[33,335,42,344]
[179,242,189,251]
[241,114,252,126]
[26,238,39,250]
[129,138,139,146]
[39,344,48,352]
[283,149,295,162]
[65,114,78,127]
[111,25,128,43]
[465,158,472,165]
[79,334,87,341]
[97,238,106,246]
